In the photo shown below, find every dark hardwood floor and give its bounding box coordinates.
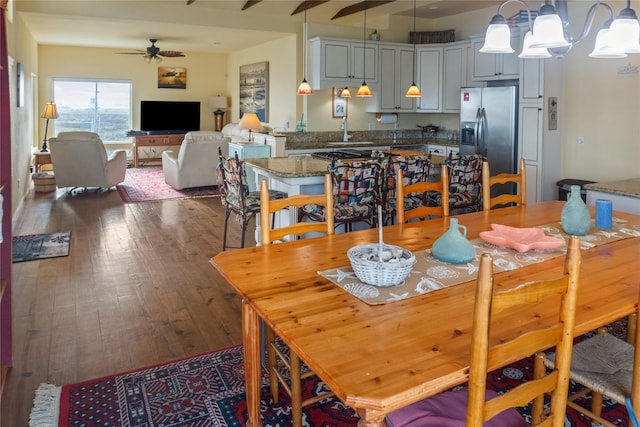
[1,186,250,426]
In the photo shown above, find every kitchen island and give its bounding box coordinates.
[584,177,640,214]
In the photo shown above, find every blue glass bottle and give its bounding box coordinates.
[431,218,476,264]
[561,185,591,236]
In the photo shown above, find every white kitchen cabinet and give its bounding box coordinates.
[415,46,443,112]
[442,41,470,113]
[366,43,415,113]
[470,31,520,81]
[309,37,377,90]
[518,104,543,203]
[520,56,544,103]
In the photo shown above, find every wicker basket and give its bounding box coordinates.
[348,244,416,287]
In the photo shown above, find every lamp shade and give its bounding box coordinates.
[238,112,262,131]
[41,102,59,120]
[607,9,640,53]
[405,83,421,97]
[529,4,570,49]
[590,26,627,58]
[339,87,351,98]
[356,82,372,97]
[209,96,228,110]
[297,79,313,95]
[519,31,552,58]
[479,18,514,53]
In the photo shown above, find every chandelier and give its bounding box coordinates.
[480,0,640,59]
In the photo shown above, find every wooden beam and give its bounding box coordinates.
[291,0,330,16]
[331,0,395,20]
[242,0,263,11]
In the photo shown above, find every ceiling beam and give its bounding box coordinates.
[331,0,395,20]
[242,0,263,11]
[290,1,330,16]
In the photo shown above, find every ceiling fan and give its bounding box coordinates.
[118,39,185,63]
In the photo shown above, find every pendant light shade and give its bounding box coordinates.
[590,21,628,57]
[480,14,514,53]
[519,31,552,58]
[607,4,640,53]
[529,3,570,48]
[405,0,421,97]
[340,87,351,97]
[356,6,371,97]
[297,1,313,95]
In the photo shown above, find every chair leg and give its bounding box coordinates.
[222,209,231,251]
[627,313,638,345]
[531,352,547,425]
[266,327,279,402]
[290,350,303,427]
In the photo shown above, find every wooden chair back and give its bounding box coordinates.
[468,236,581,427]
[482,158,527,211]
[396,165,449,224]
[260,173,334,244]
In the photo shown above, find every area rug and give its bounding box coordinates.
[30,324,631,427]
[116,166,222,203]
[12,231,71,263]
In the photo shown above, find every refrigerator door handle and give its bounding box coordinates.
[478,107,487,156]
[474,108,482,151]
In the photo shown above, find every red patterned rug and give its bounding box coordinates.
[30,326,631,426]
[116,166,221,203]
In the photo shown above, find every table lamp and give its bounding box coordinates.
[40,102,59,152]
[238,112,262,142]
[209,96,228,131]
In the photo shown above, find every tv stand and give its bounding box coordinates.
[131,134,184,167]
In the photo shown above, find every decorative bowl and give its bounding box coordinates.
[479,224,565,253]
[347,243,416,287]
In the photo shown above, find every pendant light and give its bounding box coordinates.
[356,5,372,97]
[340,86,351,97]
[405,0,421,97]
[297,0,313,95]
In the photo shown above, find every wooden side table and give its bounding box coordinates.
[33,152,52,172]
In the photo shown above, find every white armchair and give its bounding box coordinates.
[162,131,230,190]
[48,131,127,192]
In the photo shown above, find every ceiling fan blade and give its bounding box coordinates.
[116,51,146,55]
[242,0,262,11]
[186,0,196,4]
[158,51,186,58]
[331,0,395,20]
[291,0,329,15]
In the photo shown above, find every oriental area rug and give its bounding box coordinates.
[12,231,71,263]
[116,166,222,203]
[30,323,631,427]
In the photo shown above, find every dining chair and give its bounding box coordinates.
[260,174,335,427]
[302,158,381,233]
[395,164,449,224]
[482,158,527,211]
[386,236,582,427]
[382,153,433,225]
[445,153,485,215]
[540,293,640,427]
[216,147,286,250]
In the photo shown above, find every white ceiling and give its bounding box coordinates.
[15,0,499,55]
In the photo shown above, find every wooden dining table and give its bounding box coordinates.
[209,201,640,427]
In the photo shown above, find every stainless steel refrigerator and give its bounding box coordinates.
[459,86,518,180]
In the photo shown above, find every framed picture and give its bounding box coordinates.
[157,67,187,89]
[332,88,348,118]
[239,61,269,122]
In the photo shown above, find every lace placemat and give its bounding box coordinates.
[318,218,640,305]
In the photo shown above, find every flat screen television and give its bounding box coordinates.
[140,100,200,134]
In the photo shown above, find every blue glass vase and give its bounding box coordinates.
[561,185,591,236]
[431,218,476,264]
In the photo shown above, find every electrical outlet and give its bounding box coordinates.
[577,136,585,147]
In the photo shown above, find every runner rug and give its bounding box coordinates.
[12,231,71,263]
[116,166,222,203]
[29,331,630,427]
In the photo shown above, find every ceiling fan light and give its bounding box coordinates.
[155,56,162,63]
[143,55,152,63]
[356,81,372,97]
[530,11,570,48]
[296,79,313,95]
[519,30,552,58]
[480,15,514,53]
[405,82,421,97]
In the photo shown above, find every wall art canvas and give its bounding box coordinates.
[157,67,187,89]
[239,62,268,122]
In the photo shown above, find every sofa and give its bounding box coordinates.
[221,122,273,143]
[162,131,230,190]
[48,131,127,191]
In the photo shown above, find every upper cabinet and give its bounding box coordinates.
[442,41,471,112]
[366,43,415,113]
[471,30,520,81]
[309,37,378,90]
[415,46,443,112]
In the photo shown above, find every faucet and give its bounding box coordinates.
[341,117,351,142]
[392,122,399,144]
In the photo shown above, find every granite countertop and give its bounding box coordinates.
[282,130,458,151]
[583,178,640,198]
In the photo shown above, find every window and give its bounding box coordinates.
[52,79,132,143]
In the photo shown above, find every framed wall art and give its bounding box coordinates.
[239,61,268,122]
[332,88,347,118]
[157,67,187,89]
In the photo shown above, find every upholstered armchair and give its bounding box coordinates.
[162,131,230,190]
[48,131,127,192]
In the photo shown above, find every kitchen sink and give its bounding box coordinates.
[327,141,375,146]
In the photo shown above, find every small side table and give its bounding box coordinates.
[33,152,52,172]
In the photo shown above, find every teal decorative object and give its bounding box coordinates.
[431,218,476,264]
[561,185,591,236]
